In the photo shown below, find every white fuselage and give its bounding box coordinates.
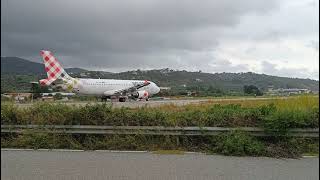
[72,78,160,96]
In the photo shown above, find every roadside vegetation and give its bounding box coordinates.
[1,95,319,158]
[1,131,318,158]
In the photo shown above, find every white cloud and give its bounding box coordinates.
[214,0,319,79]
[261,61,319,80]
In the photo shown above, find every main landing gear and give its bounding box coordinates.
[100,96,131,102]
[119,97,127,102]
[136,98,149,101]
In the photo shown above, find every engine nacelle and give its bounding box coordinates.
[133,90,149,99]
[104,90,117,96]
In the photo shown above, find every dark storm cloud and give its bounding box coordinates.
[2,0,278,71]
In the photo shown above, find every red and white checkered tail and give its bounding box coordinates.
[39,50,72,86]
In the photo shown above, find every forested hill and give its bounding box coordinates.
[1,57,319,93]
[104,69,319,91]
[1,57,87,75]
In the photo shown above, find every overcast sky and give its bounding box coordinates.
[1,0,319,80]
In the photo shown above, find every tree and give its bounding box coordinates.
[207,85,224,96]
[30,83,49,99]
[243,85,263,96]
[53,93,63,100]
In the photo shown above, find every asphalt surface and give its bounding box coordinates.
[2,150,318,180]
[15,97,281,108]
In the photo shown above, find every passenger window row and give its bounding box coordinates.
[86,83,132,86]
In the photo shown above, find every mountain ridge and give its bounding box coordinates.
[1,57,88,75]
[1,57,319,92]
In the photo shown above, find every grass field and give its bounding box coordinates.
[2,95,318,128]
[1,95,319,157]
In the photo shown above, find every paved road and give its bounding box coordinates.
[2,150,318,180]
[15,97,281,109]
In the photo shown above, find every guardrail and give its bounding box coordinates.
[1,125,319,137]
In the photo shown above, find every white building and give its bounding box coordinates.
[41,92,75,96]
[160,87,171,90]
[267,88,311,95]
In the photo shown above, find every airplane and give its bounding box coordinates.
[38,50,160,102]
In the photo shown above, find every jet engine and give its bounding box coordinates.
[132,90,149,99]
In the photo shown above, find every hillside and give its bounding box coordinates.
[1,57,319,93]
[1,57,45,75]
[1,57,87,75]
[108,69,318,90]
[72,69,318,93]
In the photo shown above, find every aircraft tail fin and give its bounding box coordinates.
[39,50,72,86]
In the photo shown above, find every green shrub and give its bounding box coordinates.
[28,102,74,125]
[263,107,319,135]
[215,131,265,156]
[1,133,318,157]
[11,132,53,149]
[1,103,18,124]
[74,103,112,125]
[263,137,312,158]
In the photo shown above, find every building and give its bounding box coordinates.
[3,93,32,101]
[267,88,311,96]
[41,92,75,96]
[80,72,88,77]
[159,87,171,90]
[3,93,32,102]
[41,96,54,101]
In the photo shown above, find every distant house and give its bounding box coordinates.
[41,96,54,101]
[187,91,198,96]
[267,86,274,92]
[1,94,12,98]
[3,93,32,101]
[160,87,171,90]
[41,92,75,96]
[267,88,311,96]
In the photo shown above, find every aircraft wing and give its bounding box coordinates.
[104,80,150,96]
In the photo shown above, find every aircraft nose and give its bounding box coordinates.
[154,85,160,94]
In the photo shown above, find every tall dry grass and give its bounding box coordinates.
[1,95,318,129]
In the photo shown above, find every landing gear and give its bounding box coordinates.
[136,97,149,101]
[119,97,126,102]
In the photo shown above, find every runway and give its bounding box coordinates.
[2,150,318,180]
[14,97,282,108]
